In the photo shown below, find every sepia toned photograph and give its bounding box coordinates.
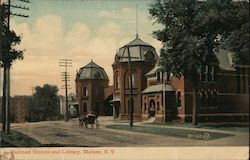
[0,0,249,159]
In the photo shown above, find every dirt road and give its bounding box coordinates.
[10,117,249,147]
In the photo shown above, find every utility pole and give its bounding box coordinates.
[127,47,134,127]
[1,0,29,134]
[59,59,72,122]
[162,72,166,123]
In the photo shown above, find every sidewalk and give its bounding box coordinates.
[108,120,249,135]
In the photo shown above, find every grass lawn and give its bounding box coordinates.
[1,130,41,147]
[106,124,234,141]
[0,131,94,147]
[143,122,249,133]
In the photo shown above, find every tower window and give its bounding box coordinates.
[128,73,135,88]
[115,73,120,89]
[83,86,88,97]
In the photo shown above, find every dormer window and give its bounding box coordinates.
[144,51,154,60]
[201,65,216,82]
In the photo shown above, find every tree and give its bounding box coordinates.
[28,84,60,122]
[148,0,249,124]
[1,3,24,133]
[220,2,249,65]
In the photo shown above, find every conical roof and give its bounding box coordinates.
[76,60,109,80]
[124,36,152,47]
[114,35,158,63]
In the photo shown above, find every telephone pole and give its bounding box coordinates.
[59,59,72,122]
[1,0,29,134]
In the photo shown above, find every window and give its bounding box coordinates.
[115,73,120,89]
[177,91,181,107]
[201,65,216,82]
[157,102,160,111]
[212,90,218,107]
[83,86,88,97]
[144,51,154,60]
[128,73,135,88]
[200,89,218,108]
[157,71,161,82]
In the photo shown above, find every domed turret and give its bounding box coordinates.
[76,60,109,80]
[114,36,158,64]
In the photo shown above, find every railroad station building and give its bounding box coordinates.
[75,36,249,123]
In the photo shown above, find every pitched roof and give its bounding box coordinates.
[142,84,175,94]
[215,50,235,71]
[124,36,152,47]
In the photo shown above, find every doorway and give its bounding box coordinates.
[149,99,155,117]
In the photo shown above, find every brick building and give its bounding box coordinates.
[142,51,249,123]
[74,37,248,123]
[112,35,158,120]
[75,60,109,116]
[0,96,30,123]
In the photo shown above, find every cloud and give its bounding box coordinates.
[9,15,125,96]
[9,9,162,96]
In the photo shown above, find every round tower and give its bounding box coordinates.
[112,36,158,120]
[76,60,109,116]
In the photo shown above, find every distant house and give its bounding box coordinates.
[59,93,79,117]
[0,96,30,123]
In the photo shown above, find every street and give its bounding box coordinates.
[9,117,249,147]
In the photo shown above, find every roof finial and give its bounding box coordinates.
[91,59,93,62]
[136,4,139,39]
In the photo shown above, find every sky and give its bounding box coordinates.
[3,0,162,96]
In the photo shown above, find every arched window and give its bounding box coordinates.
[83,86,88,97]
[125,72,135,88]
[177,91,181,107]
[157,102,160,111]
[144,102,147,113]
[149,99,155,117]
[115,73,120,89]
[128,73,135,88]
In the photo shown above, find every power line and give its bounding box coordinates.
[59,59,72,122]
[1,0,29,134]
